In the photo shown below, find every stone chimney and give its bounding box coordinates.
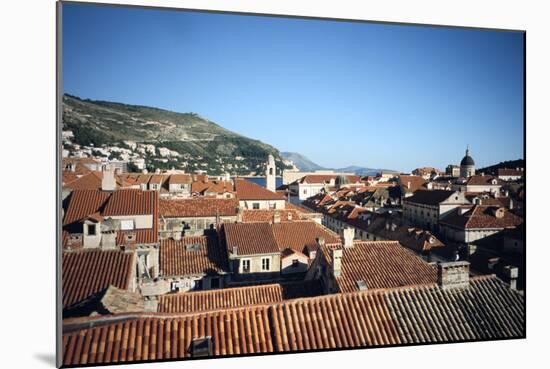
[503,265,518,290]
[273,212,281,224]
[343,227,355,248]
[332,248,343,277]
[316,236,325,248]
[508,198,514,210]
[101,165,116,192]
[236,206,243,223]
[437,261,470,289]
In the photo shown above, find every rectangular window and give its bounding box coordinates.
[241,259,251,273]
[261,257,271,271]
[252,203,260,209]
[292,259,299,267]
[88,224,96,235]
[120,219,134,230]
[269,202,276,210]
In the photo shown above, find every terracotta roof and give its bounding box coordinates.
[191,180,233,195]
[241,209,302,223]
[158,284,283,313]
[149,175,165,185]
[466,175,502,186]
[285,202,314,213]
[63,171,132,191]
[62,306,273,365]
[63,189,159,245]
[116,227,159,245]
[498,168,523,177]
[62,172,81,186]
[160,236,229,277]
[403,189,456,206]
[223,221,339,256]
[440,205,524,230]
[61,276,523,366]
[392,227,444,252]
[272,221,341,254]
[234,179,285,200]
[167,174,192,185]
[103,190,158,216]
[63,172,103,191]
[321,241,437,292]
[62,249,135,308]
[398,175,427,193]
[159,198,239,218]
[223,222,280,255]
[270,276,523,351]
[298,174,336,184]
[63,190,111,226]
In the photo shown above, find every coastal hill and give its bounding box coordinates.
[63,94,289,175]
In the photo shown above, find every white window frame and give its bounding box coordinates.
[241,258,251,273]
[261,257,271,271]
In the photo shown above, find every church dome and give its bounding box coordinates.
[460,148,475,166]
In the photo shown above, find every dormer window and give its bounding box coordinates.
[87,224,97,236]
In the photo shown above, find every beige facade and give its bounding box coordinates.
[403,192,467,231]
[239,199,285,210]
[108,214,154,229]
[159,215,237,238]
[233,253,281,274]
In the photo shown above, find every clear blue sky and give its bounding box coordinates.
[62,3,524,172]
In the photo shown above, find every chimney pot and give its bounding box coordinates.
[503,265,518,290]
[332,248,343,277]
[437,261,470,289]
[343,227,355,248]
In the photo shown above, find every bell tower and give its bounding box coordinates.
[266,154,276,192]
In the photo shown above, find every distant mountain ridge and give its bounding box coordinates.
[280,152,324,171]
[280,152,396,176]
